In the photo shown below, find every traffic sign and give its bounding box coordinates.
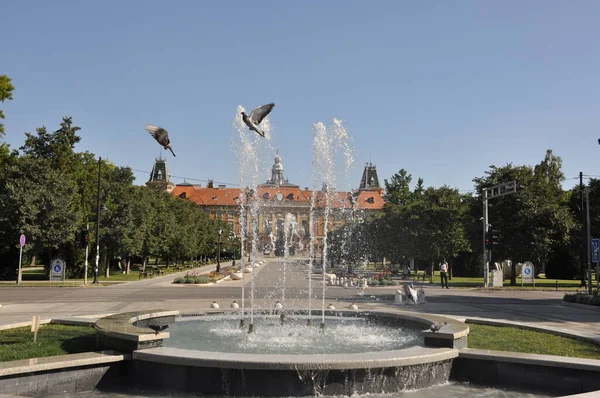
[522,261,535,286]
[19,234,26,247]
[592,238,600,263]
[50,258,66,282]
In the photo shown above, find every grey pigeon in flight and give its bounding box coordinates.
[241,103,275,137]
[145,124,176,157]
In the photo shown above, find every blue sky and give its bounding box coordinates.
[2,1,600,192]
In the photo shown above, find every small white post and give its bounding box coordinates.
[31,315,40,343]
[17,245,23,286]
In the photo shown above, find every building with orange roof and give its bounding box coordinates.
[150,153,386,255]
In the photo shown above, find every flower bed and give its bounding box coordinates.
[173,270,223,284]
[369,272,398,286]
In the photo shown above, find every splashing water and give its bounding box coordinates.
[232,106,275,327]
[166,315,419,354]
[309,119,355,325]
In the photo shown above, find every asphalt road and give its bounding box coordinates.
[0,258,598,338]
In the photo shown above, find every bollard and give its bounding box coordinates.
[395,289,405,304]
[556,280,558,291]
[418,288,427,304]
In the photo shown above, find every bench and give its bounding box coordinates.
[150,266,164,276]
[409,271,427,282]
[138,270,151,279]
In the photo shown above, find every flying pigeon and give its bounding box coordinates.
[145,124,176,157]
[429,322,447,333]
[241,103,275,137]
[403,283,418,304]
[147,324,169,335]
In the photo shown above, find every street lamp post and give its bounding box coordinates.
[92,158,108,284]
[216,228,223,273]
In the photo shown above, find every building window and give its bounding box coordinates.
[179,192,186,199]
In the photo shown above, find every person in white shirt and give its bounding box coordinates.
[440,261,449,289]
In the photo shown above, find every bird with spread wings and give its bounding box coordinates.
[145,124,176,157]
[241,103,275,137]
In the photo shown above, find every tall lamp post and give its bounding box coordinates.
[216,228,223,273]
[92,157,107,284]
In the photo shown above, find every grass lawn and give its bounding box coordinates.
[1,321,599,363]
[428,272,589,290]
[0,324,96,362]
[2,264,207,285]
[467,323,600,360]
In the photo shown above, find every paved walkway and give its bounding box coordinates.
[0,258,598,340]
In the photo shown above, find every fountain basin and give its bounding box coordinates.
[130,345,455,396]
[164,314,421,354]
[119,309,465,396]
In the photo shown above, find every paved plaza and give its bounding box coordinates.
[0,259,599,340]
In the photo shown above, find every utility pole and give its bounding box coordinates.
[84,224,89,285]
[580,172,586,288]
[482,190,489,287]
[93,157,102,284]
[482,181,517,287]
[586,187,592,295]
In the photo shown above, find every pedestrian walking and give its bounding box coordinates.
[440,261,449,289]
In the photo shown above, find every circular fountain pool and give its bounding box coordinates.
[125,310,463,396]
[164,314,420,354]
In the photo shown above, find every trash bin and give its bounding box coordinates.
[491,269,503,287]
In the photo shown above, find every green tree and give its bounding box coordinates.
[21,117,81,169]
[0,75,15,138]
[384,169,412,206]
[0,75,15,165]
[0,157,78,277]
[473,150,576,284]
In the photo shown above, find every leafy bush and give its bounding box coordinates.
[563,292,600,306]
[173,271,212,284]
[369,272,397,286]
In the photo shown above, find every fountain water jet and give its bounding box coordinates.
[308,119,355,327]
[232,105,276,332]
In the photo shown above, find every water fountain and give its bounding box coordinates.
[87,110,573,398]
[119,114,464,396]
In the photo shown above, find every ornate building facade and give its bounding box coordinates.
[150,153,386,255]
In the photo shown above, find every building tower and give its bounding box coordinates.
[262,151,298,188]
[146,156,175,192]
[359,162,382,192]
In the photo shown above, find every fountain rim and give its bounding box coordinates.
[94,308,467,370]
[132,344,458,371]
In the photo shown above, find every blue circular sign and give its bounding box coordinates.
[524,268,531,275]
[53,264,62,273]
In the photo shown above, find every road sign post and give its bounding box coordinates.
[50,258,66,283]
[593,238,600,291]
[522,261,535,287]
[17,234,26,285]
